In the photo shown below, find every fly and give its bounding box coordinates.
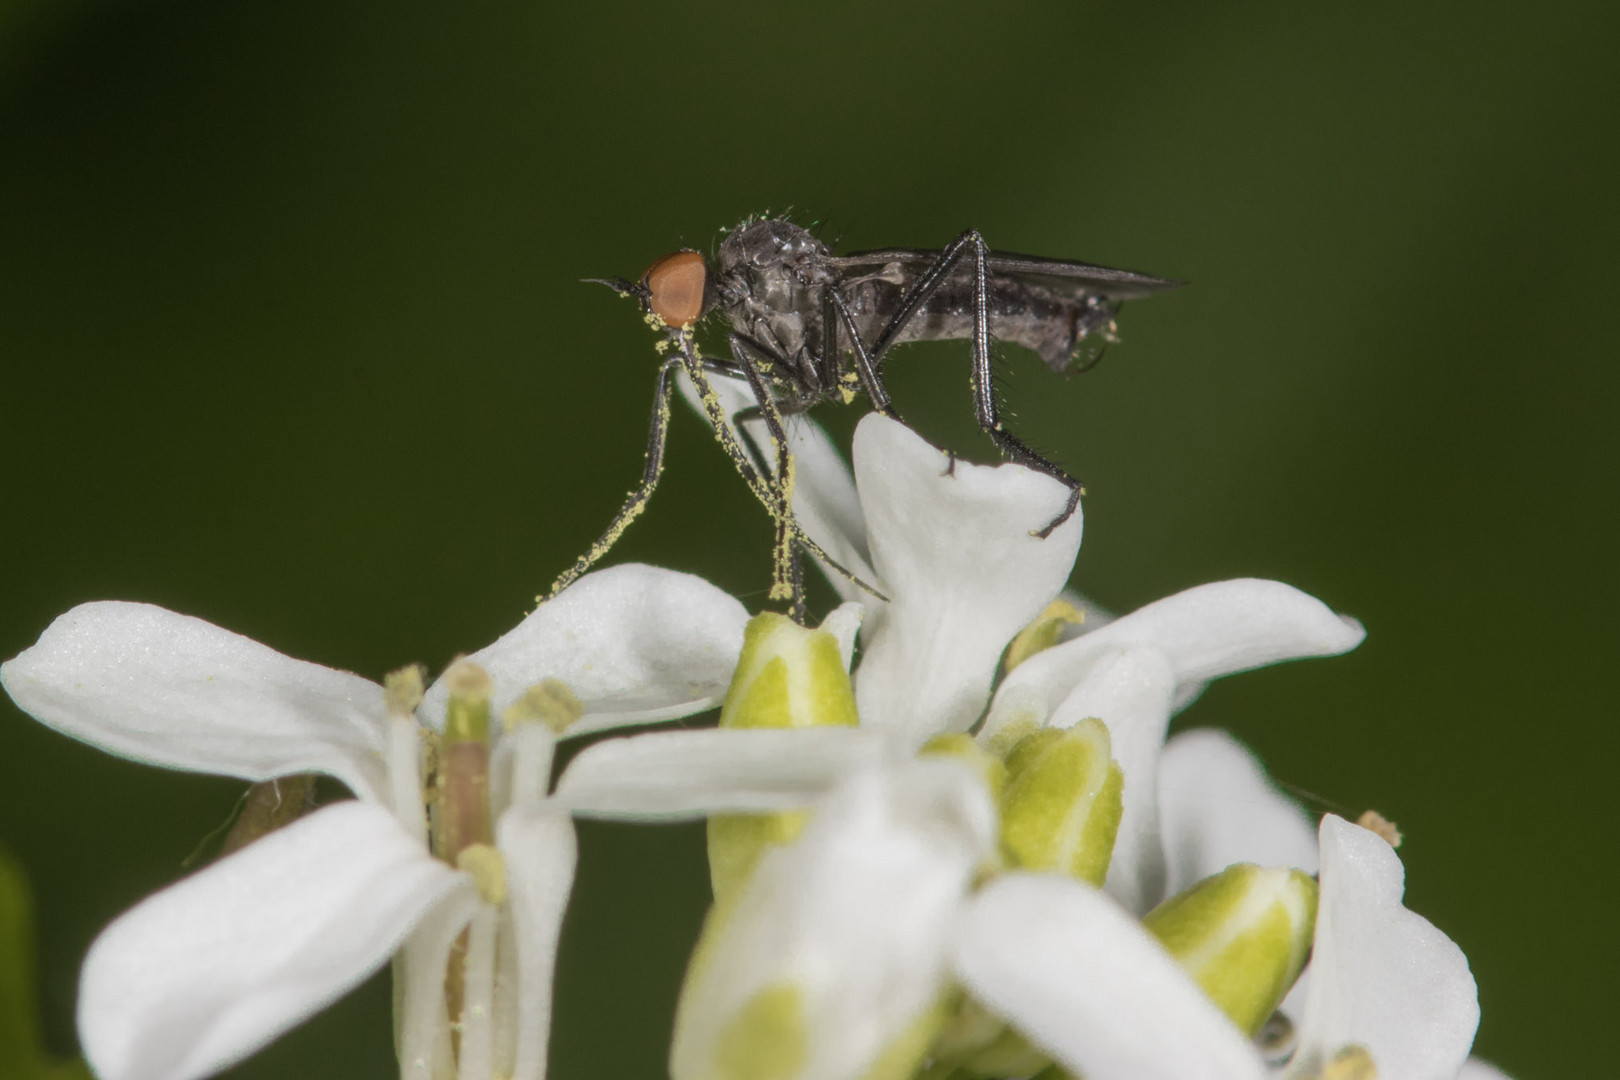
[549,217,1181,618]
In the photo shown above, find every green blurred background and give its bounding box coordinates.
[1,2,1614,1077]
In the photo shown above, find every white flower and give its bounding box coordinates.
[956,810,1483,1080]
[980,579,1365,914]
[698,378,1361,758]
[686,376,1084,747]
[662,388,1498,1080]
[0,564,871,1080]
[677,748,1489,1080]
[670,756,999,1080]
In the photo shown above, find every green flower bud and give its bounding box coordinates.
[1002,599,1085,674]
[714,983,809,1080]
[718,613,859,731]
[709,613,859,901]
[998,718,1124,886]
[1142,863,1318,1036]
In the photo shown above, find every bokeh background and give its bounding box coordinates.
[2,2,1615,1077]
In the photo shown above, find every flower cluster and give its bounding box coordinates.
[2,398,1509,1080]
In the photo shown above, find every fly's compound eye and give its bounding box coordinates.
[641,250,707,328]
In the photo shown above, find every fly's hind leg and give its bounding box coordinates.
[845,228,1084,537]
[956,231,1083,536]
[546,356,683,601]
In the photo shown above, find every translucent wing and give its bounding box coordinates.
[826,247,1183,301]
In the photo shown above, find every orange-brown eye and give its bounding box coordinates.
[642,250,707,328]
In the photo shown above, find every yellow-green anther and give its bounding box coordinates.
[1142,863,1318,1037]
[998,719,1124,886]
[1320,1046,1378,1080]
[920,734,1008,803]
[719,612,858,731]
[503,677,583,734]
[437,661,493,863]
[714,983,808,1080]
[1003,599,1086,673]
[710,613,858,901]
[1027,1066,1077,1080]
[383,663,426,717]
[456,843,508,905]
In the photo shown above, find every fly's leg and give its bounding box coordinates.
[546,356,683,601]
[788,549,807,625]
[959,232,1082,536]
[726,333,891,609]
[845,229,1083,537]
[823,289,902,420]
[679,351,780,511]
[728,334,808,609]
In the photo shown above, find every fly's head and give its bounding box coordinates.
[586,249,717,345]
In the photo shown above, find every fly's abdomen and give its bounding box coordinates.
[843,276,1113,373]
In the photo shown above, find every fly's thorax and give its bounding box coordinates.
[715,218,838,370]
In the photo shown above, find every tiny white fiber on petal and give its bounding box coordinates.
[497,806,578,1080]
[852,414,1082,745]
[552,727,889,820]
[1158,729,1318,901]
[77,802,472,1080]
[953,873,1266,1080]
[1287,816,1478,1080]
[419,564,749,736]
[2,601,390,802]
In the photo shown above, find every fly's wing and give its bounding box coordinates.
[826,247,1183,301]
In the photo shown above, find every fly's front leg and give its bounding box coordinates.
[680,353,779,511]
[728,334,805,608]
[546,356,683,601]
[728,333,892,612]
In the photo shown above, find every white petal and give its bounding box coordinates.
[676,370,877,600]
[989,580,1363,731]
[77,802,472,1080]
[1456,1058,1513,1080]
[952,873,1266,1080]
[1158,730,1318,900]
[1287,816,1478,1080]
[398,886,481,1080]
[497,806,578,1080]
[419,564,748,737]
[852,414,1082,744]
[2,602,389,802]
[551,727,889,820]
[818,601,864,671]
[1041,647,1178,914]
[672,759,994,1080]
